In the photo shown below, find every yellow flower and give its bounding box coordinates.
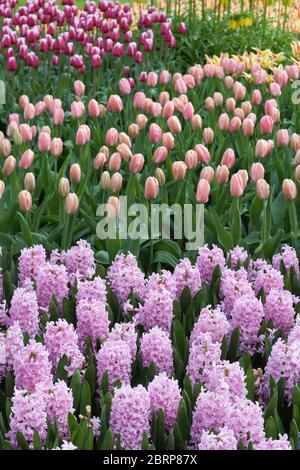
[229,20,239,30]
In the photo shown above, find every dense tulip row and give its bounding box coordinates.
[0,58,300,265]
[1,241,300,450]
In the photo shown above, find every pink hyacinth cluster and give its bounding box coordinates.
[196,244,225,284]
[44,319,84,376]
[36,261,69,310]
[96,339,132,390]
[107,253,144,308]
[172,258,202,299]
[148,373,181,430]
[76,299,110,352]
[109,384,151,450]
[198,427,238,450]
[190,305,230,344]
[140,326,173,375]
[227,245,250,271]
[76,276,107,304]
[231,294,264,354]
[42,380,74,439]
[9,287,39,337]
[135,287,173,333]
[187,333,222,385]
[60,239,96,284]
[220,267,253,314]
[18,244,46,285]
[264,288,296,334]
[272,244,300,278]
[4,322,24,369]
[108,321,137,360]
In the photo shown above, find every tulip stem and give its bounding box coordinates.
[288,201,298,247]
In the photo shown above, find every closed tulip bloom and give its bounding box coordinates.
[269,107,280,124]
[70,163,81,184]
[191,114,202,130]
[19,95,30,110]
[151,102,162,118]
[94,152,107,170]
[106,128,119,146]
[172,161,187,181]
[234,108,245,121]
[255,139,268,158]
[136,114,147,129]
[75,127,86,147]
[7,120,18,137]
[229,116,241,133]
[99,104,107,118]
[71,101,85,119]
[143,98,153,114]
[128,123,139,138]
[224,76,234,89]
[183,102,194,120]
[19,124,32,142]
[159,91,170,106]
[266,140,274,156]
[100,146,110,160]
[162,132,174,150]
[19,149,34,169]
[18,190,32,211]
[0,138,11,157]
[43,95,54,112]
[174,78,187,94]
[221,148,235,168]
[74,80,85,97]
[230,173,245,197]
[167,116,182,134]
[53,108,64,125]
[251,89,262,106]
[218,113,229,132]
[226,98,236,112]
[100,171,111,190]
[213,92,223,107]
[130,153,145,173]
[200,166,214,183]
[250,163,265,182]
[149,123,162,144]
[256,179,270,200]
[111,172,123,192]
[88,99,100,117]
[277,129,289,147]
[269,82,281,97]
[241,101,252,116]
[24,103,35,120]
[0,180,5,199]
[295,165,300,181]
[282,179,297,200]
[145,177,159,200]
[58,177,70,197]
[35,101,46,116]
[38,132,51,152]
[107,196,120,218]
[12,127,22,145]
[107,95,123,113]
[133,92,146,110]
[109,152,122,171]
[153,146,168,164]
[216,165,229,185]
[290,133,300,152]
[119,78,131,95]
[242,118,254,137]
[172,97,185,113]
[238,170,248,189]
[196,179,210,203]
[203,127,214,144]
[147,72,158,87]
[117,143,132,160]
[160,70,170,85]
[260,115,274,134]
[185,150,198,169]
[205,97,215,112]
[195,144,210,164]
[50,138,63,157]
[65,193,79,215]
[24,172,36,192]
[233,82,246,101]
[3,155,16,175]
[162,101,174,119]
[119,133,132,148]
[155,168,166,186]
[41,126,51,135]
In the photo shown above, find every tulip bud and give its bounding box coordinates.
[100,146,110,160]
[136,114,147,129]
[19,149,34,170]
[155,168,165,186]
[58,178,70,197]
[250,163,265,182]
[130,154,145,173]
[230,173,244,197]
[117,143,132,160]
[145,176,159,200]
[218,113,229,132]
[295,149,300,166]
[3,155,16,175]
[100,171,111,189]
[107,95,123,112]
[200,166,214,183]
[153,146,168,165]
[110,172,122,192]
[94,152,107,170]
[242,118,254,137]
[107,196,120,218]
[195,144,210,164]
[0,180,5,199]
[185,150,198,169]
[255,139,268,158]
[167,116,182,134]
[221,148,235,169]
[290,133,300,152]
[277,129,289,147]
[237,170,248,189]
[172,161,187,181]
[70,163,81,184]
[0,139,11,158]
[282,179,297,200]
[65,193,79,214]
[260,115,274,134]
[18,190,32,211]
[128,123,139,138]
[106,128,119,146]
[203,127,214,145]
[24,172,36,192]
[196,179,210,203]
[109,152,122,171]
[256,178,270,200]
[74,80,85,97]
[216,165,229,185]
[38,132,51,152]
[295,165,300,181]
[162,132,174,150]
[191,114,202,130]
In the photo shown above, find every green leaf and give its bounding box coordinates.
[79,380,92,416]
[265,416,278,440]
[289,419,299,450]
[176,399,190,444]
[227,327,240,362]
[70,370,81,411]
[173,423,185,450]
[16,431,29,450]
[100,427,114,450]
[155,410,166,450]
[33,430,43,450]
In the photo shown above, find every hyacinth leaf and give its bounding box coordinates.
[0,413,6,436]
[33,430,43,450]
[16,431,29,450]
[180,286,192,313]
[1,439,13,450]
[99,427,114,451]
[183,375,193,403]
[261,228,284,259]
[85,363,97,398]
[237,439,245,450]
[192,383,202,409]
[227,327,240,362]
[116,434,122,450]
[166,429,175,451]
[100,372,109,397]
[173,423,185,451]
[274,410,285,436]
[264,390,278,421]
[55,354,69,382]
[265,416,278,440]
[182,390,192,423]
[172,319,189,365]
[5,398,12,425]
[141,432,150,451]
[290,266,300,296]
[277,378,285,413]
[289,420,299,450]
[99,405,108,445]
[246,366,255,402]
[173,300,182,322]
[292,402,300,429]
[155,410,166,450]
[5,371,14,399]
[70,370,81,412]
[0,430,4,450]
[230,198,242,246]
[49,297,59,322]
[68,413,78,436]
[241,350,252,375]
[152,251,179,269]
[83,427,94,450]
[176,399,190,444]
[79,380,92,416]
